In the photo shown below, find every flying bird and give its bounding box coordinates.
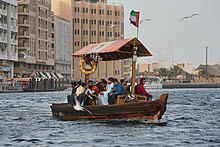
[179,14,202,22]
[140,18,151,24]
[110,24,116,28]
[73,96,92,114]
[21,52,30,58]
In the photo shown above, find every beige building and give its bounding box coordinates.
[137,62,158,73]
[15,0,54,77]
[0,0,18,81]
[52,0,130,81]
[53,15,71,80]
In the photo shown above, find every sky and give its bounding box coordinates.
[108,0,220,65]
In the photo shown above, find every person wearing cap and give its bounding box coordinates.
[108,78,125,104]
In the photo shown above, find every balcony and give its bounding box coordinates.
[0,23,7,30]
[19,8,29,15]
[0,51,7,59]
[0,36,7,43]
[18,20,29,27]
[11,39,18,45]
[11,26,18,32]
[19,31,29,38]
[18,43,29,50]
[11,12,18,19]
[1,9,7,16]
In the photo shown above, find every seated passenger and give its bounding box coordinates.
[108,78,125,105]
[98,78,113,105]
[76,82,88,105]
[67,81,80,105]
[136,78,153,100]
[120,79,129,94]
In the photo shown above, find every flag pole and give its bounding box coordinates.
[131,12,140,94]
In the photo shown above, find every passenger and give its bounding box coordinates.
[108,78,125,105]
[75,81,84,96]
[92,79,105,96]
[97,79,107,105]
[76,83,88,105]
[88,80,94,90]
[67,81,78,105]
[99,77,114,105]
[127,78,138,93]
[120,79,129,94]
[136,78,153,101]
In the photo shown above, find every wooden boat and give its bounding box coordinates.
[50,93,168,121]
[50,38,169,121]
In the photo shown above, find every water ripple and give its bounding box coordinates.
[0,88,220,146]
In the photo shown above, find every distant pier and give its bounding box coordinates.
[162,82,220,89]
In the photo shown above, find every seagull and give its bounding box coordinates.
[140,19,151,24]
[179,14,202,22]
[109,36,114,41]
[21,52,30,58]
[73,96,92,114]
[110,24,116,28]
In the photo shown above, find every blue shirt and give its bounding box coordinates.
[113,82,125,95]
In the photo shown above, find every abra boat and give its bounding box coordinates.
[50,93,168,121]
[50,38,169,121]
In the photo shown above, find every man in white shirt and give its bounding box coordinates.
[99,77,114,105]
[75,82,84,96]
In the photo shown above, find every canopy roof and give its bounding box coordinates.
[72,38,152,61]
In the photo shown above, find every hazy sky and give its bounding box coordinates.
[108,0,220,65]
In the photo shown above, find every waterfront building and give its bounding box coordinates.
[53,15,71,80]
[15,0,54,78]
[0,0,18,81]
[52,0,131,81]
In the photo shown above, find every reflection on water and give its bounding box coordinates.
[0,88,220,146]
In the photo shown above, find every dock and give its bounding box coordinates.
[162,82,220,89]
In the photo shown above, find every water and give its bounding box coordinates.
[0,88,220,146]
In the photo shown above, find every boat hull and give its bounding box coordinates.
[50,93,168,121]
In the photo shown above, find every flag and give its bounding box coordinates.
[129,10,140,28]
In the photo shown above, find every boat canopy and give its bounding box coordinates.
[72,38,152,61]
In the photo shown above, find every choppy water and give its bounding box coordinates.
[0,88,220,146]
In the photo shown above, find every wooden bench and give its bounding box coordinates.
[115,94,148,105]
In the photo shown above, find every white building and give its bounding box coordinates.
[53,16,71,80]
[0,0,18,81]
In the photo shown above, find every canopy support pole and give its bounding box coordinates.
[85,74,89,83]
[131,46,138,93]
